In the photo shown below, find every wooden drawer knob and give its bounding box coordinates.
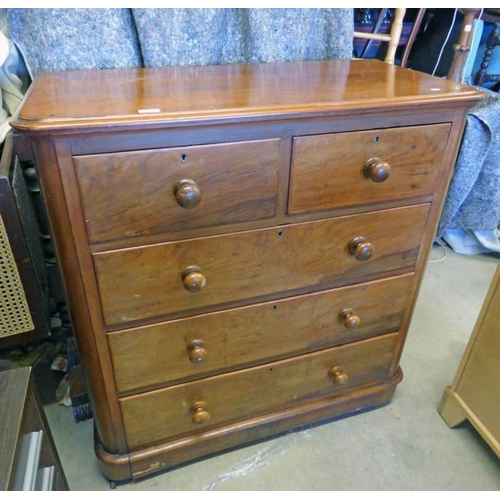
[340,308,361,329]
[182,266,206,293]
[191,401,210,424]
[329,366,349,386]
[364,158,391,183]
[349,236,374,261]
[188,340,208,364]
[174,179,201,209]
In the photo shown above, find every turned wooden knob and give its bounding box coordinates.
[364,158,391,183]
[174,179,201,209]
[188,340,208,364]
[329,366,349,386]
[182,266,206,293]
[349,237,374,262]
[340,308,361,329]
[191,401,210,424]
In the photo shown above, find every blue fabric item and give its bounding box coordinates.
[7,8,143,79]
[441,229,500,255]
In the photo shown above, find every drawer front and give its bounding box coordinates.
[74,139,281,245]
[288,124,450,215]
[94,204,429,328]
[120,333,398,449]
[109,274,413,393]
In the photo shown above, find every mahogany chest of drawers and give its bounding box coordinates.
[11,60,481,482]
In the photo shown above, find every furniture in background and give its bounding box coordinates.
[353,8,427,67]
[438,263,500,458]
[353,8,406,64]
[11,59,481,483]
[474,9,500,87]
[436,9,500,256]
[0,132,51,348]
[448,8,483,83]
[0,367,68,490]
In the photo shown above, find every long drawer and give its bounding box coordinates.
[74,139,281,245]
[94,204,430,328]
[288,124,450,215]
[108,274,413,393]
[120,332,398,450]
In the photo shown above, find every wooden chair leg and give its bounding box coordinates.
[401,9,427,68]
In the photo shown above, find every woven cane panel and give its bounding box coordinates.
[0,214,34,337]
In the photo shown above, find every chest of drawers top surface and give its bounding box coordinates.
[12,59,480,133]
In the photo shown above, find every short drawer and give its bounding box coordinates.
[108,274,413,393]
[94,204,429,328]
[74,139,281,245]
[120,332,398,450]
[288,123,450,215]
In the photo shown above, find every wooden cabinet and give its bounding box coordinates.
[0,367,68,491]
[439,264,500,458]
[10,59,482,483]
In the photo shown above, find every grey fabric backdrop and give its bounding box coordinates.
[7,9,143,78]
[7,8,353,79]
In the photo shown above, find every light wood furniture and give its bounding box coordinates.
[11,59,482,483]
[439,264,500,458]
[353,8,406,64]
[0,367,68,491]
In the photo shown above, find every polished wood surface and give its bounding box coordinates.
[11,60,480,133]
[94,204,429,328]
[120,333,398,450]
[10,60,482,482]
[288,124,450,215]
[74,139,280,245]
[108,274,412,393]
[439,264,500,458]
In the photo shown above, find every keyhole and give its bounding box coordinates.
[278,231,284,238]
[180,154,188,163]
[375,136,380,143]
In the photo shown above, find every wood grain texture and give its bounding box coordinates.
[288,123,451,214]
[95,368,402,481]
[74,139,280,245]
[108,274,413,393]
[9,60,483,482]
[94,204,429,328]
[30,138,129,457]
[120,333,398,450]
[11,60,481,134]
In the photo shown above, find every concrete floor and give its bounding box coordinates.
[40,246,500,490]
